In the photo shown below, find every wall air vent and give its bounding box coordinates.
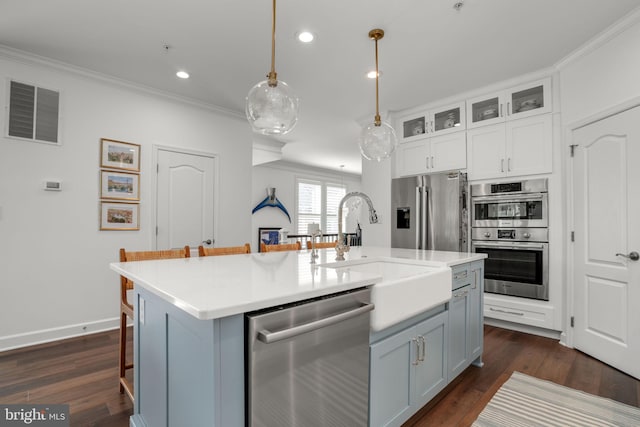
[7,80,60,144]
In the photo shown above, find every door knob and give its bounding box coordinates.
[202,239,213,245]
[616,251,639,261]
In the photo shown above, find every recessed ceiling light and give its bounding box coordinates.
[176,71,189,79]
[297,31,315,43]
[366,70,382,79]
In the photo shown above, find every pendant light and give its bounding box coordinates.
[359,29,397,162]
[245,0,299,135]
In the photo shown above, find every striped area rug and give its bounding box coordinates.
[472,371,640,427]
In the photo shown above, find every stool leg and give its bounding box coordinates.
[119,311,127,394]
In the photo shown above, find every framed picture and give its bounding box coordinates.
[258,227,280,251]
[100,202,140,230]
[100,138,140,172]
[100,170,140,201]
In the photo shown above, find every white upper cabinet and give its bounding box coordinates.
[466,78,551,129]
[395,132,467,178]
[429,101,466,136]
[396,111,428,143]
[430,132,467,172]
[395,137,430,177]
[466,114,552,180]
[393,76,553,180]
[396,101,466,143]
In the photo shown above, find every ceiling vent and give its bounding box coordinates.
[7,80,60,144]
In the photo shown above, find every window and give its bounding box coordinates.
[296,179,346,234]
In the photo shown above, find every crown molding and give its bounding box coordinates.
[554,6,640,70]
[0,45,245,121]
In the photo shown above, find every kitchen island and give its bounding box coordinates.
[111,246,485,427]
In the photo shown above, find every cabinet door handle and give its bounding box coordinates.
[501,159,505,172]
[453,271,468,280]
[489,307,524,316]
[507,101,511,116]
[426,157,430,169]
[412,338,421,365]
[500,104,503,117]
[419,336,426,363]
[431,156,434,169]
[453,290,469,298]
[508,158,511,171]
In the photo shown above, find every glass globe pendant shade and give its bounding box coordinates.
[246,79,299,136]
[359,121,397,162]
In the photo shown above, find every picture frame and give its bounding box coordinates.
[100,138,140,172]
[258,227,280,251]
[100,170,140,201]
[100,202,140,230]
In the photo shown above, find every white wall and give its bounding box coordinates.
[0,50,253,350]
[251,162,361,250]
[556,12,640,342]
[360,156,392,247]
[559,13,640,125]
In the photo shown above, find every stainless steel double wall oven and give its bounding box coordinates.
[471,178,549,300]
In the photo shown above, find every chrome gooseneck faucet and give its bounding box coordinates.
[336,192,379,261]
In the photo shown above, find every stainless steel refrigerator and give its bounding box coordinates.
[391,172,469,252]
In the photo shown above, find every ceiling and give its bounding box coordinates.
[1,0,638,174]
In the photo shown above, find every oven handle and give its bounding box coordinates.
[471,193,545,203]
[473,242,546,250]
[257,302,375,344]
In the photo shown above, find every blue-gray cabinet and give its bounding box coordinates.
[448,261,484,381]
[130,288,245,427]
[369,309,448,427]
[369,260,484,427]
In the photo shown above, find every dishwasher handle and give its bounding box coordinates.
[257,302,375,344]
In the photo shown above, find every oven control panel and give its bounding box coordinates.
[472,227,548,242]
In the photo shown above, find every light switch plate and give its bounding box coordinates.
[44,181,62,191]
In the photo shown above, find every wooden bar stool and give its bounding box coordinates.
[305,240,337,249]
[260,241,302,252]
[118,246,190,402]
[198,243,251,256]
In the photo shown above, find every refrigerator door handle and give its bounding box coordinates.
[419,186,428,249]
[415,186,421,249]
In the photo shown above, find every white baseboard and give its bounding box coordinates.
[485,317,562,341]
[0,318,121,352]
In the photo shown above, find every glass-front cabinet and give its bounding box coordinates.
[466,78,551,129]
[396,101,466,143]
[430,101,466,136]
[396,111,428,143]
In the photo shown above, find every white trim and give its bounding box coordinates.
[0,318,120,352]
[554,6,640,70]
[563,95,640,348]
[151,145,220,250]
[484,318,561,341]
[260,160,362,180]
[567,96,640,131]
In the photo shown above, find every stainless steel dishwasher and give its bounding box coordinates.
[246,287,374,427]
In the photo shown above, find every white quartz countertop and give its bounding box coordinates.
[110,246,485,321]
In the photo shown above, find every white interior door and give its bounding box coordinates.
[156,149,215,251]
[572,106,640,380]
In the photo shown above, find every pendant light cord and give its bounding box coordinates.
[268,0,278,86]
[374,36,381,126]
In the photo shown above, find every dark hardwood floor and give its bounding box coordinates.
[1,325,638,426]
